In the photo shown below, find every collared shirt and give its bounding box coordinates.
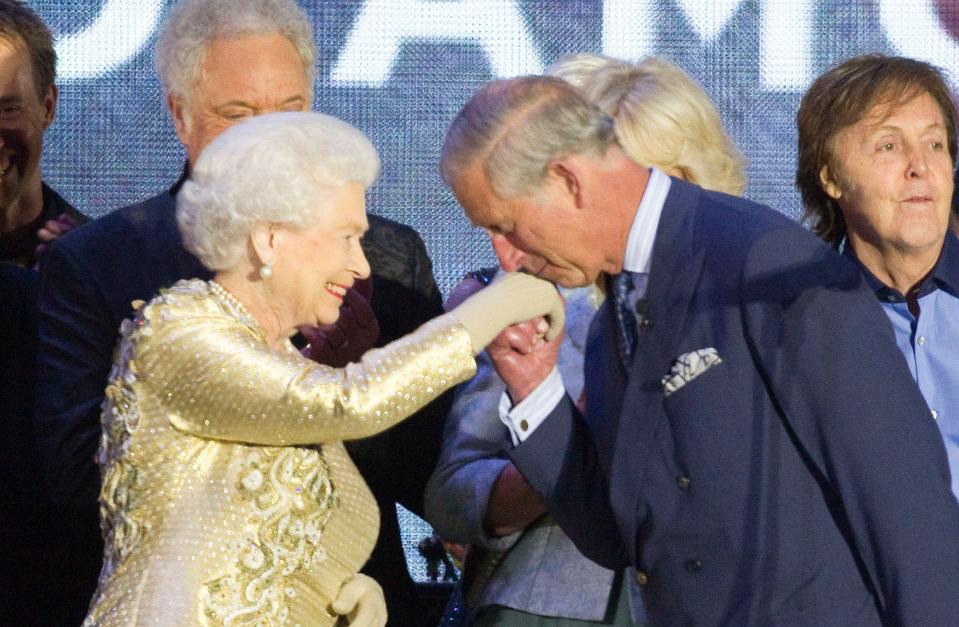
[500,168,672,444]
[845,234,959,500]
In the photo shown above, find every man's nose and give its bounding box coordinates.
[490,233,524,272]
[907,144,929,178]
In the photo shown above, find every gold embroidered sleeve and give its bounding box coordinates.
[137,313,475,445]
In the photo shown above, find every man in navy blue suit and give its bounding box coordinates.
[439,75,959,625]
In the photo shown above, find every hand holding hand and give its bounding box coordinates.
[330,573,387,627]
[488,317,563,403]
[300,278,379,367]
[451,272,564,353]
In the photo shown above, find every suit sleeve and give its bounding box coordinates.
[35,240,116,515]
[508,394,630,570]
[424,352,523,550]
[743,228,959,625]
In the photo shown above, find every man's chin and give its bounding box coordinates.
[547,271,593,289]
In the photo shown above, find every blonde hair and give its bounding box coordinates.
[547,54,746,196]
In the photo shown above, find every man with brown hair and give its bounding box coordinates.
[797,54,959,501]
[0,3,87,625]
[0,0,83,268]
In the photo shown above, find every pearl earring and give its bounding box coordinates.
[259,263,273,279]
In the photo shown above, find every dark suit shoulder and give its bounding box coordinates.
[55,191,174,258]
[685,183,849,282]
[697,187,795,237]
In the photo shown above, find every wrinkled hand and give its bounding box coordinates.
[331,573,387,627]
[34,212,81,261]
[488,316,563,403]
[451,272,565,353]
[300,278,378,367]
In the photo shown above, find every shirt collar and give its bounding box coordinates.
[622,167,671,274]
[843,232,959,302]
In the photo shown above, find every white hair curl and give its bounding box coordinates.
[155,0,316,101]
[177,111,380,271]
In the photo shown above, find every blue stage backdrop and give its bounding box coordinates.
[32,0,959,581]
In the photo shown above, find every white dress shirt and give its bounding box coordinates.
[499,168,672,444]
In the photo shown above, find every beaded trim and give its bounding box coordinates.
[208,280,260,330]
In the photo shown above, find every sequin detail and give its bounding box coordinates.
[200,448,338,624]
[84,279,476,626]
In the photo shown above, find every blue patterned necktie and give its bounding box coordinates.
[608,271,638,365]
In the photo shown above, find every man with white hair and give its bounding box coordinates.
[36,1,450,624]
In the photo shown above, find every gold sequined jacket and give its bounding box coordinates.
[83,279,475,626]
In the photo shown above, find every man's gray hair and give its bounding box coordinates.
[177,111,380,271]
[155,0,316,100]
[440,75,617,198]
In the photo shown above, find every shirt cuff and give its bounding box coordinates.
[497,367,565,445]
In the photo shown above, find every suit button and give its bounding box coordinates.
[684,559,702,573]
[639,317,653,329]
[635,570,649,586]
[676,475,691,490]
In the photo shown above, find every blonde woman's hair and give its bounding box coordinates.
[546,53,746,196]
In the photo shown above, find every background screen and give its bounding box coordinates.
[31,0,959,580]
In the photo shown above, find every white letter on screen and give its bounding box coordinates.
[880,0,959,85]
[760,0,812,90]
[57,0,164,80]
[676,0,747,41]
[602,0,654,60]
[332,0,542,87]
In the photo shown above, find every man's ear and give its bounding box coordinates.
[41,84,57,129]
[167,94,190,147]
[549,160,583,208]
[250,223,277,267]
[819,164,843,200]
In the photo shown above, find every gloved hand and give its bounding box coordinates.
[330,573,387,627]
[450,271,564,353]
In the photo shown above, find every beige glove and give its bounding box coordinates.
[330,573,387,627]
[450,271,565,353]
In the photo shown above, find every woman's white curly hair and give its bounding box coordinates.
[177,111,380,271]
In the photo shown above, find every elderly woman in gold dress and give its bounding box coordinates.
[83,111,563,626]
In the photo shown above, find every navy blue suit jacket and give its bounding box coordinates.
[511,179,959,625]
[36,182,450,626]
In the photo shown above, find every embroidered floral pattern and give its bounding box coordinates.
[98,302,152,575]
[200,447,338,625]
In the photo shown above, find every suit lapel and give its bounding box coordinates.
[606,179,707,561]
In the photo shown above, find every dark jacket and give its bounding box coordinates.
[511,179,959,625]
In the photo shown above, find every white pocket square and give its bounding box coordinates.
[662,348,722,397]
